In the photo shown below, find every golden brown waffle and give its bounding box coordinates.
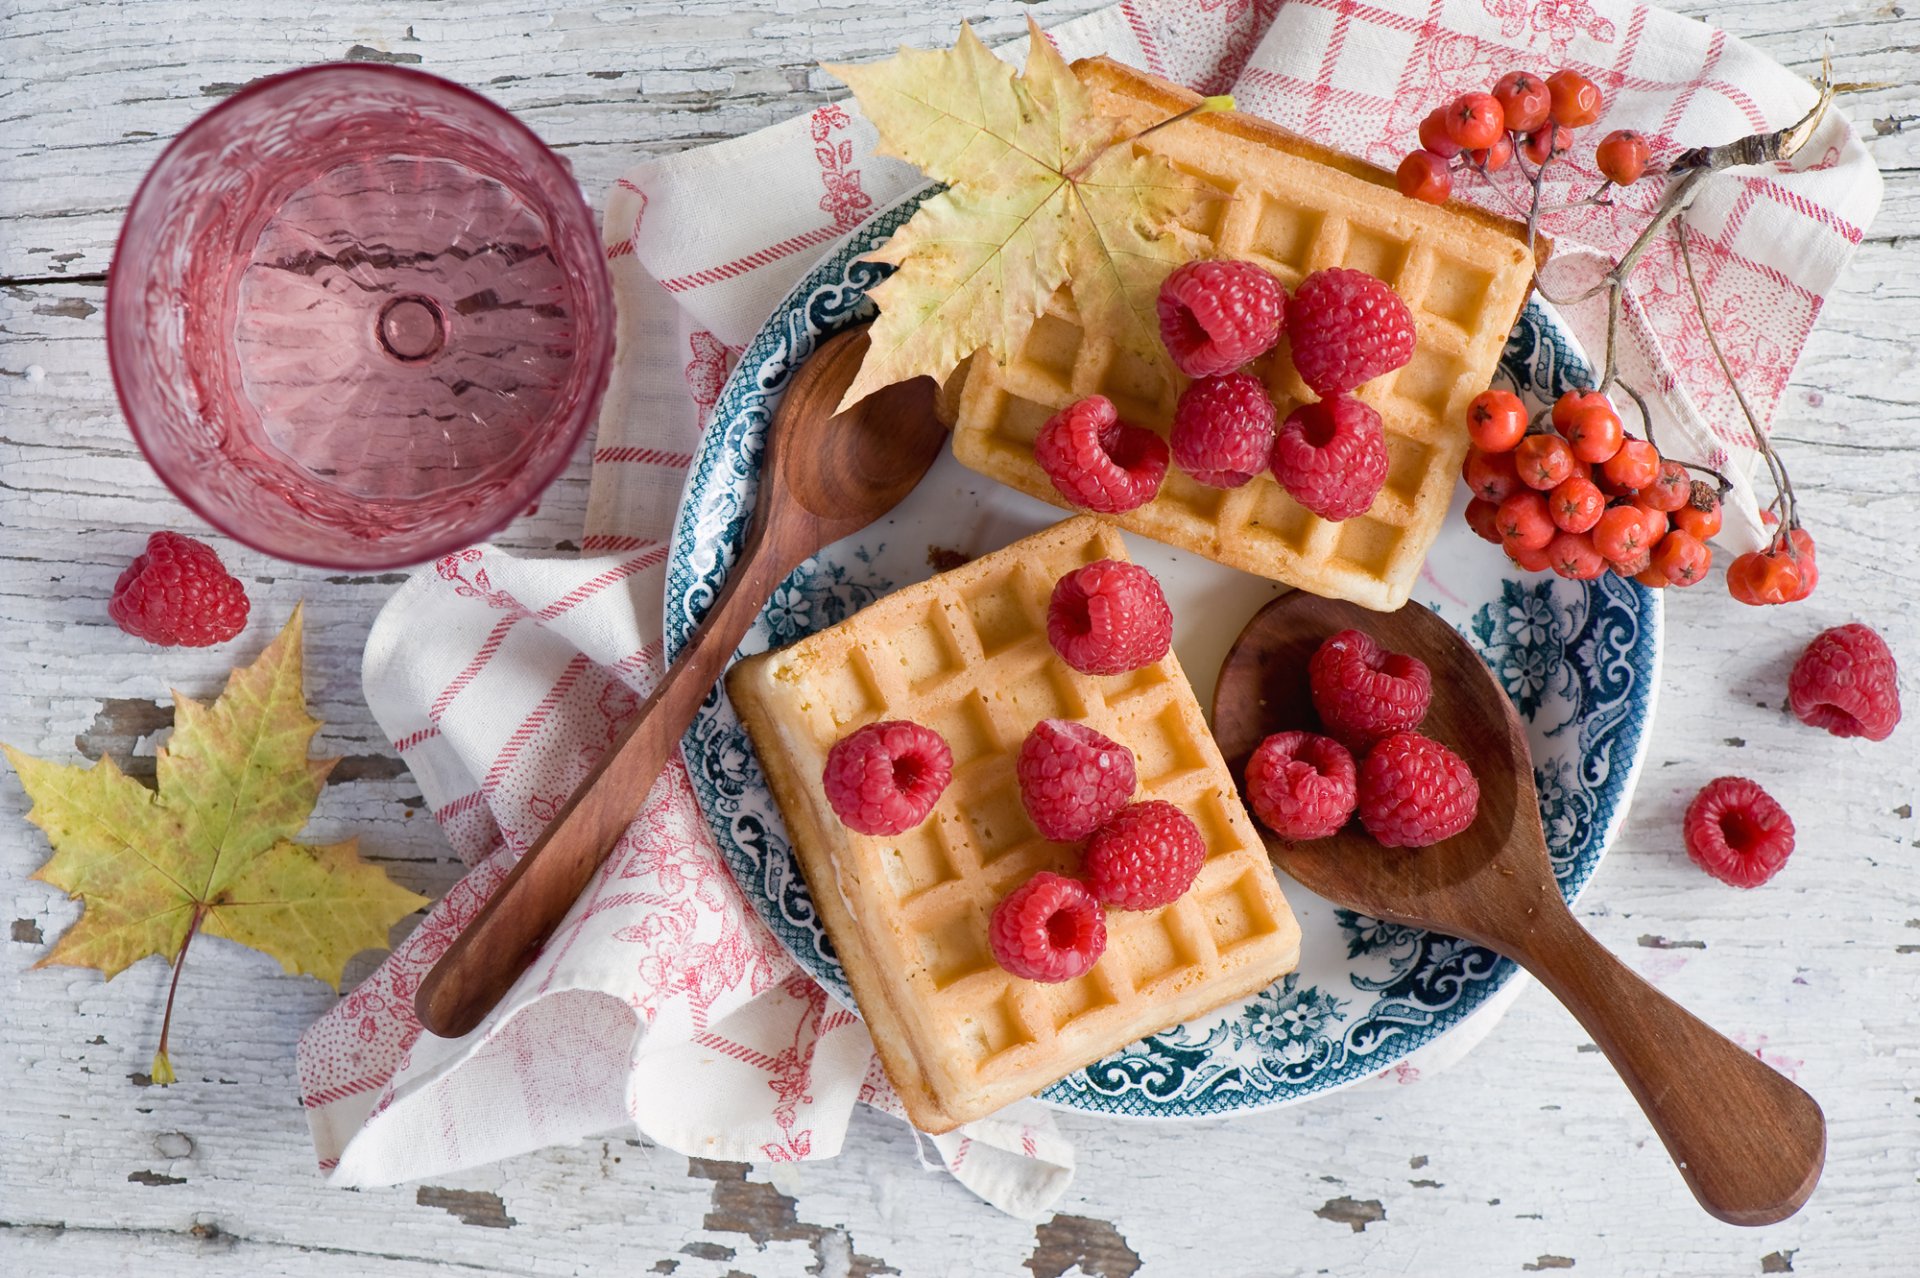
[726,517,1301,1133]
[948,58,1541,611]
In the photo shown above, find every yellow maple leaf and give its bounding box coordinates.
[826,18,1203,410]
[4,605,428,1082]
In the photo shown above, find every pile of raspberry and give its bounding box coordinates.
[821,557,1197,984]
[1460,385,1817,604]
[1243,628,1479,849]
[1392,67,1650,208]
[1033,259,1418,526]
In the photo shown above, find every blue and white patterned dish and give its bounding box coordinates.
[665,192,1662,1120]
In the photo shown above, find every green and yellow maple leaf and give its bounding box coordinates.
[4,606,427,1082]
[826,17,1206,410]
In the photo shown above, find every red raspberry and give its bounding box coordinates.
[989,871,1107,982]
[1047,559,1173,675]
[1016,719,1138,841]
[1309,629,1432,748]
[108,531,251,648]
[1156,259,1285,379]
[1788,623,1901,741]
[1271,396,1388,521]
[1683,777,1795,888]
[1170,372,1277,488]
[1284,268,1417,397]
[821,720,953,836]
[1033,395,1169,514]
[1083,800,1206,910]
[1245,731,1357,841]
[1356,731,1480,848]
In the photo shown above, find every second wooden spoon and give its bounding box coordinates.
[1213,591,1825,1226]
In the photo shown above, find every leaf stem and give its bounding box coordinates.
[153,905,205,1085]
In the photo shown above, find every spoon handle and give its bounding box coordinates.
[414,527,801,1040]
[1506,900,1825,1225]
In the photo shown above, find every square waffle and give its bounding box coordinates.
[946,58,1542,611]
[726,517,1301,1133]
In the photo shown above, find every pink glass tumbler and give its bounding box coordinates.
[108,64,616,569]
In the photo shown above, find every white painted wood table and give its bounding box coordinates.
[3,2,1917,1274]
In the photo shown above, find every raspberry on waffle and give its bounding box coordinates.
[947,57,1543,611]
[725,517,1301,1133]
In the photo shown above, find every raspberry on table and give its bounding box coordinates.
[1170,373,1277,488]
[1082,800,1206,910]
[1683,776,1795,888]
[989,871,1107,982]
[1033,394,1169,514]
[1284,268,1417,397]
[1788,623,1900,741]
[1245,731,1357,841]
[1309,629,1433,748]
[1356,731,1480,848]
[1047,559,1173,676]
[1017,719,1138,841]
[1271,396,1389,521]
[108,531,251,648]
[821,720,954,836]
[1156,259,1286,379]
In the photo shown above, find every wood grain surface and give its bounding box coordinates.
[3,2,1917,1275]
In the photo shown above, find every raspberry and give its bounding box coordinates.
[1033,395,1169,514]
[1357,731,1480,848]
[108,531,251,648]
[1170,373,1276,488]
[1016,719,1138,841]
[1788,623,1901,741]
[1310,628,1433,748]
[1047,559,1173,675]
[1271,397,1388,521]
[1245,731,1357,841]
[1284,268,1417,397]
[1683,777,1795,888]
[821,720,953,836]
[1156,259,1285,379]
[989,871,1107,982]
[1083,800,1206,910]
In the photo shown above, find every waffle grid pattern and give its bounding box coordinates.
[949,64,1538,611]
[727,518,1299,1131]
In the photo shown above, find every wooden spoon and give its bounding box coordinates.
[1212,591,1825,1226]
[415,325,942,1040]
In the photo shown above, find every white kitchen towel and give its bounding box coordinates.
[299,0,1877,1215]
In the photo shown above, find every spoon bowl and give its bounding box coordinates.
[415,325,942,1040]
[1214,589,1825,1226]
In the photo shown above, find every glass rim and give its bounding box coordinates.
[106,60,617,571]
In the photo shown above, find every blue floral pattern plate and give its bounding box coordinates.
[665,193,1662,1120]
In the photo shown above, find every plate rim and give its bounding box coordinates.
[662,190,1662,1120]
